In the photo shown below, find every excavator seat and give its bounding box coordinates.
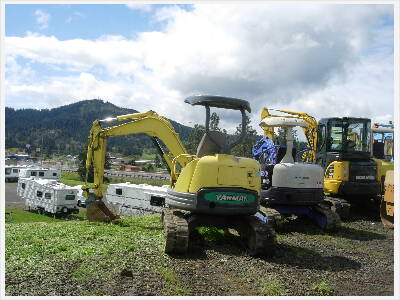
[196,131,227,157]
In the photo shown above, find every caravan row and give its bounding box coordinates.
[5,166,60,182]
[17,178,81,216]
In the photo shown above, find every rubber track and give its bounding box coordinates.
[314,203,342,232]
[258,206,283,230]
[162,208,189,254]
[243,215,276,257]
[324,197,351,220]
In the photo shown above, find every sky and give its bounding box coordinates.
[4,3,395,135]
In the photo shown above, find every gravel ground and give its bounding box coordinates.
[160,208,394,296]
[5,182,395,296]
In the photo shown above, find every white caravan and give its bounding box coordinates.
[19,178,79,215]
[19,168,61,180]
[5,165,32,182]
[106,183,169,215]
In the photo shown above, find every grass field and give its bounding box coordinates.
[5,213,172,296]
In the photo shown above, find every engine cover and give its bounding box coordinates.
[272,163,324,189]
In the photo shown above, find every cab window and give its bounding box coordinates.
[317,124,326,151]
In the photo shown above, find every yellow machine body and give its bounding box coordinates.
[323,161,349,194]
[373,158,394,187]
[380,170,394,228]
[173,154,260,194]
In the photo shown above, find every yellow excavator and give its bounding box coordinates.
[371,123,394,228]
[82,95,276,256]
[256,108,387,220]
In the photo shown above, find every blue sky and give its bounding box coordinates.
[4,3,395,132]
[6,4,193,39]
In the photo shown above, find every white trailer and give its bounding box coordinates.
[19,168,61,180]
[5,165,32,182]
[18,178,79,216]
[71,185,86,207]
[105,183,169,216]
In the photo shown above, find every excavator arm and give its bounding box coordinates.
[260,107,318,163]
[82,110,193,201]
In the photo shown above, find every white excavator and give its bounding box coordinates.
[253,108,341,231]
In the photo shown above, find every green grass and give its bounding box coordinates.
[313,279,333,296]
[5,208,66,223]
[194,227,233,242]
[158,267,191,295]
[140,151,157,160]
[5,214,166,296]
[5,207,87,224]
[259,279,285,296]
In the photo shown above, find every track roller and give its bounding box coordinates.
[162,208,189,254]
[324,197,351,220]
[240,215,276,257]
[258,206,283,230]
[313,204,341,232]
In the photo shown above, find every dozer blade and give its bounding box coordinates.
[380,200,394,229]
[87,200,120,222]
[380,170,394,228]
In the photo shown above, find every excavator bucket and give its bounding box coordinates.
[380,170,394,229]
[87,200,120,222]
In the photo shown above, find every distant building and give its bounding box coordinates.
[135,160,155,165]
[6,153,30,161]
[119,165,141,172]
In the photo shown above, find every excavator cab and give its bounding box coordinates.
[317,117,380,199]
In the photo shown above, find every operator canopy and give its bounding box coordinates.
[185,95,251,113]
[260,116,308,128]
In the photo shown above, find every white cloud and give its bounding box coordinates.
[125,4,153,13]
[6,4,394,133]
[34,9,50,30]
[66,11,85,23]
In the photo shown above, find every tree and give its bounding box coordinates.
[185,124,205,155]
[231,115,259,158]
[154,155,163,168]
[210,112,221,131]
[185,112,226,155]
[77,149,111,182]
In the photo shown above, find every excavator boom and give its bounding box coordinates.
[82,110,193,221]
[260,107,318,162]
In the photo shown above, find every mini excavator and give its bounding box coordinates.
[253,108,341,231]
[371,122,394,228]
[82,95,276,256]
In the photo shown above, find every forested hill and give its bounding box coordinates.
[5,99,193,156]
